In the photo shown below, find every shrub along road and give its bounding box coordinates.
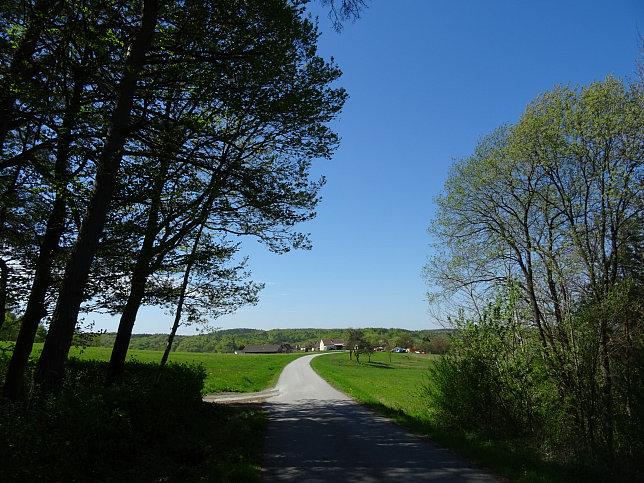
[260,354,500,482]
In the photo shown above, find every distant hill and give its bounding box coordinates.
[93,328,455,354]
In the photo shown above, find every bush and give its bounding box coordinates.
[427,312,555,441]
[426,293,644,481]
[0,358,214,481]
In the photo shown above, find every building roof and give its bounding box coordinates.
[242,344,285,353]
[322,338,344,345]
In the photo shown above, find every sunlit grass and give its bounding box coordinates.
[311,350,436,415]
[18,343,310,394]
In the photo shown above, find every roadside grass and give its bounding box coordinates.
[0,344,306,482]
[311,351,574,483]
[311,350,436,415]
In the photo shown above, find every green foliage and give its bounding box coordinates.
[93,327,449,354]
[425,76,644,478]
[418,334,451,354]
[427,298,556,440]
[0,313,47,343]
[426,294,644,480]
[0,312,20,341]
[394,332,415,350]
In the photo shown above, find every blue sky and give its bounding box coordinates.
[90,0,644,334]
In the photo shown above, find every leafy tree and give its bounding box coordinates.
[345,328,363,361]
[394,332,414,351]
[1,0,136,399]
[363,336,376,362]
[28,0,159,394]
[28,0,345,393]
[102,0,345,381]
[426,77,644,471]
[2,0,365,397]
[154,222,260,384]
[381,337,393,362]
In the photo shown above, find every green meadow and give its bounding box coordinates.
[51,344,309,394]
[311,350,436,416]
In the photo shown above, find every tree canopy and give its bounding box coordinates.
[425,76,644,473]
[1,0,349,395]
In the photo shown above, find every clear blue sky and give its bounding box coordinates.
[89,0,644,335]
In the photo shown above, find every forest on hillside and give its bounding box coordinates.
[88,328,455,354]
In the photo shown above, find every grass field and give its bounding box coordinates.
[22,343,309,394]
[311,350,436,416]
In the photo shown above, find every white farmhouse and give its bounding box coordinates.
[319,338,344,351]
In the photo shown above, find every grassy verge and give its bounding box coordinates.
[311,351,574,482]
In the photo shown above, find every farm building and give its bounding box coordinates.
[319,339,344,351]
[239,344,293,354]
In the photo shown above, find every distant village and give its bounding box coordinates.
[88,328,454,354]
[236,338,421,354]
[237,338,344,354]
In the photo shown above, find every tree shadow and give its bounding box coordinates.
[262,398,499,482]
[364,361,394,369]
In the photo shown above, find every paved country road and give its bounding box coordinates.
[261,354,501,482]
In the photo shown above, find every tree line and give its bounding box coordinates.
[65,327,452,355]
[0,0,372,399]
[425,74,643,478]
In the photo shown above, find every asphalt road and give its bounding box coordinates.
[261,354,500,482]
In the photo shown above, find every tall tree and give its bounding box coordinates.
[31,0,346,393]
[34,0,160,393]
[101,0,345,381]
[1,0,132,399]
[426,77,644,462]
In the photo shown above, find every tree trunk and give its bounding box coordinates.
[0,169,22,331]
[0,258,7,331]
[105,227,169,383]
[598,313,615,462]
[3,195,65,399]
[106,151,171,384]
[105,265,150,384]
[34,0,159,394]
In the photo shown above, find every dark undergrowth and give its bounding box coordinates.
[0,356,265,482]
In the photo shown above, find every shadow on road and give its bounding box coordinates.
[262,399,499,482]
